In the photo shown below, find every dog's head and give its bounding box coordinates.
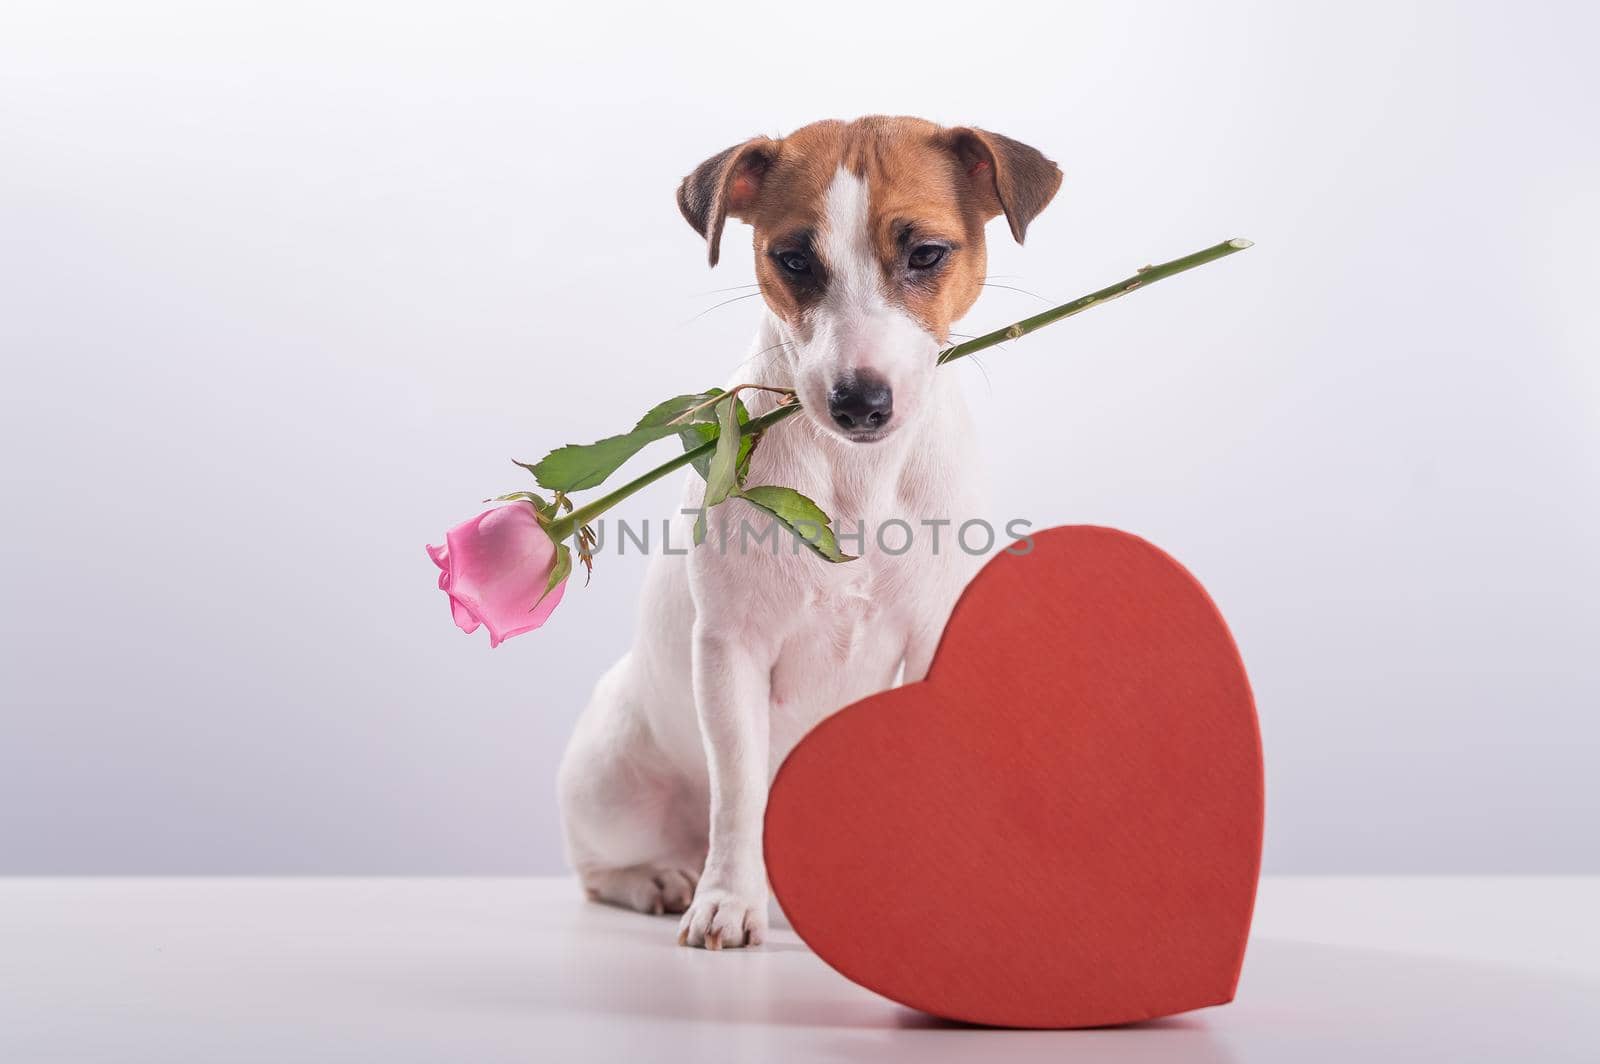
[678,116,1061,443]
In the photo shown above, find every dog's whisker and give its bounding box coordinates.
[980,282,1053,304]
[691,283,763,296]
[749,340,796,361]
[728,339,795,375]
[684,291,763,324]
[946,332,1005,396]
[966,352,995,397]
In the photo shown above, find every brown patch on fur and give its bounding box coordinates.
[677,117,1062,341]
[946,127,1064,244]
[676,137,779,267]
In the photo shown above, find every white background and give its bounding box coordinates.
[2,1,1595,874]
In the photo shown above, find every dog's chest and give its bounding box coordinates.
[800,562,889,659]
[764,550,926,757]
[728,389,977,756]
[763,444,950,663]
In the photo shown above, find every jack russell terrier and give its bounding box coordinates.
[558,116,1062,949]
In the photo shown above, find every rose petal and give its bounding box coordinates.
[428,502,564,647]
[448,593,482,635]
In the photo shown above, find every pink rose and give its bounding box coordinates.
[427,502,567,647]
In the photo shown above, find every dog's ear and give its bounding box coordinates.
[677,137,779,268]
[947,128,1063,244]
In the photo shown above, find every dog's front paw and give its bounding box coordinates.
[676,885,767,950]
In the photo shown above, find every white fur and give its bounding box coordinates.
[796,169,936,437]
[557,169,985,948]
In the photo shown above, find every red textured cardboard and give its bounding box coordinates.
[764,526,1263,1028]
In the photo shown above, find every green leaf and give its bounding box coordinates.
[735,484,856,563]
[632,391,723,431]
[693,395,747,546]
[524,391,725,493]
[737,422,765,480]
[536,541,572,609]
[488,489,552,513]
[703,395,743,507]
[668,390,753,481]
[524,427,680,493]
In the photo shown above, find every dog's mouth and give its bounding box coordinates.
[838,426,895,445]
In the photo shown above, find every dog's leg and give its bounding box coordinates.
[902,550,984,682]
[558,656,707,915]
[676,630,771,949]
[902,620,944,684]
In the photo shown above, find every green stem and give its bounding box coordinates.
[548,404,796,539]
[666,382,796,425]
[938,237,1253,365]
[545,237,1252,542]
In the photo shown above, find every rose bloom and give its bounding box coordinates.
[427,502,566,647]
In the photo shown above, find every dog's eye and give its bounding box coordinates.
[777,251,811,274]
[908,244,948,270]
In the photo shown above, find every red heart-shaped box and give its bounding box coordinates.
[764,526,1263,1028]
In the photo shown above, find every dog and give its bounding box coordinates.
[558,116,1062,949]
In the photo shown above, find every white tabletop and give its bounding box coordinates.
[3,876,1596,1062]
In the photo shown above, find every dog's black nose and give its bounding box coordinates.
[827,374,894,433]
